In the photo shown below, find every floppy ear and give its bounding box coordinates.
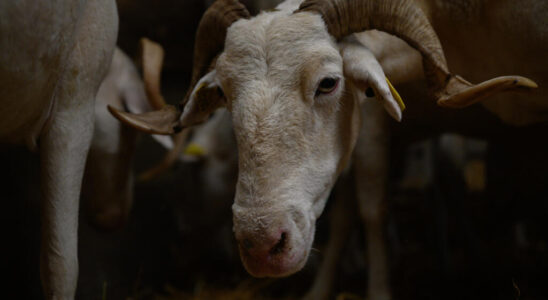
[179,70,226,127]
[341,37,404,122]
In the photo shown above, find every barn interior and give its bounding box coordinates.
[2,1,548,299]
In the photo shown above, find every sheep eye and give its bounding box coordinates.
[316,77,339,95]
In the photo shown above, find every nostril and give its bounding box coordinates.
[242,238,254,250]
[269,232,287,255]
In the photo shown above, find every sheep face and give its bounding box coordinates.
[214,12,360,277]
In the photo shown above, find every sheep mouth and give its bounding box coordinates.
[238,245,308,278]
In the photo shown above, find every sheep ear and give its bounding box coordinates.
[108,104,180,135]
[342,39,403,122]
[180,70,226,127]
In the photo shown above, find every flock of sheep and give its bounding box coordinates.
[1,0,547,299]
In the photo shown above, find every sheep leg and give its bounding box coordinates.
[39,98,95,299]
[354,100,391,300]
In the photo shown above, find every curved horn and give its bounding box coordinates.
[135,38,190,181]
[109,0,249,134]
[183,0,250,106]
[140,37,167,110]
[297,0,537,107]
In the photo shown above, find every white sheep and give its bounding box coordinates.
[0,1,118,298]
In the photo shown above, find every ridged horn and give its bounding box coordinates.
[297,0,537,107]
[183,0,251,106]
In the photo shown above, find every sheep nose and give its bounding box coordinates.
[238,230,288,259]
[269,232,287,255]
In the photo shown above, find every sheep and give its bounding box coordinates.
[4,39,174,298]
[0,1,118,298]
[82,41,178,232]
[109,0,537,296]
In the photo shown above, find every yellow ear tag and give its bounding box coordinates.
[184,143,206,157]
[386,77,405,111]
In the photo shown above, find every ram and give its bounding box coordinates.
[110,0,537,298]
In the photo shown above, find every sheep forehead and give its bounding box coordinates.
[227,11,330,47]
[222,12,336,83]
